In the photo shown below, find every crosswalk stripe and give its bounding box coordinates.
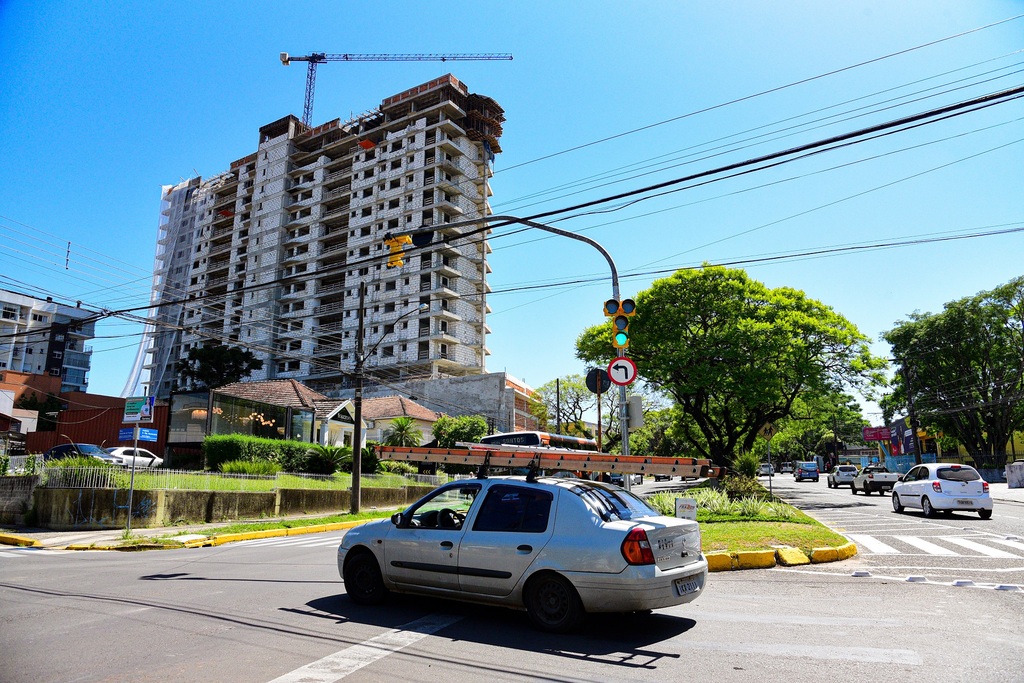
[941,537,1020,558]
[991,539,1024,553]
[846,534,900,554]
[893,536,957,555]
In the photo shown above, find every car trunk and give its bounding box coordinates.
[642,520,703,570]
[935,479,986,497]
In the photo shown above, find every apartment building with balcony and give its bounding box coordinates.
[130,74,503,400]
[0,289,96,393]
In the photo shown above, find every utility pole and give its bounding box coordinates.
[901,361,924,466]
[351,281,367,514]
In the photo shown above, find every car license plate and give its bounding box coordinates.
[674,577,701,596]
[956,499,973,506]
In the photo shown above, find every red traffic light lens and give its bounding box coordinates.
[604,299,620,316]
[620,299,636,315]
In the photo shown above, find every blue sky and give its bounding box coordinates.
[1,2,1021,426]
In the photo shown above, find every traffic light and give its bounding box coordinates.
[603,298,636,349]
[384,234,413,268]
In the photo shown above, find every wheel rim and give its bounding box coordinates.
[535,579,571,625]
[892,493,901,511]
[349,558,379,597]
[923,498,932,516]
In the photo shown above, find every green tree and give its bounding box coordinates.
[883,275,1024,467]
[381,416,423,447]
[15,393,63,432]
[531,374,594,437]
[576,265,885,467]
[431,414,488,448]
[304,444,352,475]
[175,344,264,390]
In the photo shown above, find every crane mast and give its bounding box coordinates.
[280,51,513,126]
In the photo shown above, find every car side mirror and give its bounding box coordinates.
[391,512,403,526]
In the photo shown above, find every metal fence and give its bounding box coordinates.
[19,467,447,492]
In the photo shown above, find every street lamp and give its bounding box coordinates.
[350,281,429,513]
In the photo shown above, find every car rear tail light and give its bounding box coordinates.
[868,473,874,479]
[621,527,655,565]
[932,481,942,493]
[983,481,989,493]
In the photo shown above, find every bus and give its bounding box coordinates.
[477,431,599,452]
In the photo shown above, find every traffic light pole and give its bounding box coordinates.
[395,214,631,464]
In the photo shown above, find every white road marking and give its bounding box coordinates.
[991,538,1024,553]
[267,614,462,683]
[941,537,1020,558]
[846,534,900,554]
[893,536,958,555]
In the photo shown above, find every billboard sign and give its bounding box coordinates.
[124,396,155,424]
[861,426,890,441]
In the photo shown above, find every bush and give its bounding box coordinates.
[721,474,774,501]
[733,451,761,479]
[47,456,117,469]
[0,452,8,474]
[304,445,352,475]
[220,460,281,475]
[377,460,417,475]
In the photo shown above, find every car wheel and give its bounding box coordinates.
[892,492,904,513]
[525,573,583,633]
[343,551,388,605]
[851,485,857,495]
[863,483,872,495]
[827,480,833,488]
[922,497,936,518]
[979,509,992,520]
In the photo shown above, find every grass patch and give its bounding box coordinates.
[701,521,849,556]
[159,509,397,538]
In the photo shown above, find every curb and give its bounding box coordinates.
[62,518,374,551]
[706,542,856,572]
[0,533,41,548]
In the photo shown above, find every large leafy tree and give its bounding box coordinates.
[531,374,595,438]
[431,414,488,448]
[176,344,264,390]
[577,265,885,467]
[882,276,1024,466]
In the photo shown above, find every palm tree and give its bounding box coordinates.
[304,444,352,475]
[381,416,423,447]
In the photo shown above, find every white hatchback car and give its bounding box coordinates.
[827,465,858,488]
[104,447,163,468]
[338,476,708,632]
[892,463,993,519]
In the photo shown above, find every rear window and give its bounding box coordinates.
[571,482,658,522]
[838,466,857,472]
[937,466,981,482]
[799,462,818,470]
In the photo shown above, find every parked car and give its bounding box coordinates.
[105,447,163,468]
[42,443,118,464]
[758,463,774,477]
[852,464,900,495]
[892,463,993,519]
[780,462,794,473]
[338,476,708,632]
[607,472,642,486]
[794,461,819,482]
[827,465,859,488]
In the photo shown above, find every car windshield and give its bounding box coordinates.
[74,444,108,455]
[571,482,658,522]
[937,466,981,482]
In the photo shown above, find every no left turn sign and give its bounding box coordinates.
[607,357,638,386]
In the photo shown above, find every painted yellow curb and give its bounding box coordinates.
[735,549,777,569]
[706,552,734,572]
[0,533,41,548]
[775,547,810,566]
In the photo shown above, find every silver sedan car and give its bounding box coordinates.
[892,463,993,519]
[338,476,708,632]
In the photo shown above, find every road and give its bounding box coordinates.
[759,473,1024,590]
[3,515,1023,682]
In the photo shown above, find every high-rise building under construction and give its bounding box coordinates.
[127,75,504,399]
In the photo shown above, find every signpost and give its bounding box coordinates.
[759,422,776,495]
[122,397,157,534]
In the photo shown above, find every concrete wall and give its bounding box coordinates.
[0,475,39,524]
[29,484,437,530]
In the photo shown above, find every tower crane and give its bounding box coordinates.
[280,52,513,126]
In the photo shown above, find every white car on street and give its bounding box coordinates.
[892,463,993,519]
[758,463,774,477]
[338,475,708,632]
[827,465,858,488]
[104,447,163,468]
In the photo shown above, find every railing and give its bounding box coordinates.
[26,466,446,491]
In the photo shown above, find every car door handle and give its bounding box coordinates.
[517,545,533,553]
[440,541,454,549]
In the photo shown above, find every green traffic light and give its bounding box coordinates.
[614,331,629,347]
